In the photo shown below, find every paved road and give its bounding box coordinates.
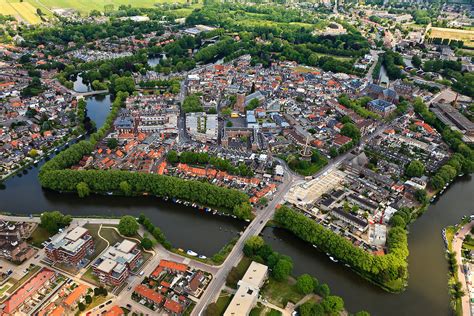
[366,50,383,83]
[192,163,300,316]
[452,222,474,316]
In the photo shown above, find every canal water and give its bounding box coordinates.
[263,175,474,316]
[1,89,473,315]
[72,73,91,93]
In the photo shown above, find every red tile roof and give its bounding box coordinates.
[63,284,88,307]
[104,305,125,316]
[3,268,55,314]
[164,299,184,314]
[159,260,188,273]
[134,284,164,305]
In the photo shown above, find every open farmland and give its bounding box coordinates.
[0,0,42,24]
[429,27,474,47]
[24,0,187,14]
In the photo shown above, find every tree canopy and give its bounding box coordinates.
[118,215,139,237]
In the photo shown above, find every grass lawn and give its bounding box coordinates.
[84,224,109,259]
[81,267,101,287]
[86,294,109,310]
[209,291,233,315]
[250,304,265,316]
[28,225,52,248]
[7,265,41,294]
[0,282,12,301]
[54,262,80,275]
[262,277,304,308]
[226,256,252,288]
[183,301,196,316]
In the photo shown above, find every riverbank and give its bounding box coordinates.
[444,218,474,316]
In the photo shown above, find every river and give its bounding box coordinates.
[1,89,473,315]
[263,175,474,316]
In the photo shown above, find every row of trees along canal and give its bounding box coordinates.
[38,91,253,220]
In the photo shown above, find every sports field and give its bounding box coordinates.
[0,0,42,24]
[430,27,474,47]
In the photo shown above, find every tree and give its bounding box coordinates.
[183,95,203,113]
[167,150,179,164]
[299,302,315,316]
[226,121,233,127]
[296,274,314,294]
[107,138,118,149]
[118,216,139,236]
[85,295,92,304]
[245,98,260,111]
[112,76,135,94]
[321,295,344,313]
[243,236,265,256]
[316,283,330,298]
[141,237,153,250]
[76,182,90,198]
[28,149,39,157]
[272,258,293,281]
[355,311,371,316]
[414,189,427,203]
[341,123,361,142]
[78,302,85,311]
[405,160,425,178]
[119,181,132,196]
[390,214,406,228]
[40,211,72,234]
[412,55,422,69]
[257,197,268,207]
[233,202,252,219]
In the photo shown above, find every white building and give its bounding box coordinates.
[186,112,218,143]
[224,261,268,316]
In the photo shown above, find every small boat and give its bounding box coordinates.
[187,250,198,257]
[177,248,184,252]
[344,263,351,268]
[312,245,317,249]
[329,256,338,263]
[198,255,207,259]
[107,192,113,195]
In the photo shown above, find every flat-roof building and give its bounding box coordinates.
[92,240,142,286]
[432,103,474,136]
[224,262,268,316]
[45,226,94,266]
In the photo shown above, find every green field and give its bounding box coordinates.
[0,0,42,24]
[26,0,187,14]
